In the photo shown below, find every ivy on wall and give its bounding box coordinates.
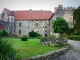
[73,7,80,34]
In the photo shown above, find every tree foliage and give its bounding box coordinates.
[52,17,70,34]
[73,7,80,34]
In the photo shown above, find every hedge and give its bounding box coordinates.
[66,35,80,41]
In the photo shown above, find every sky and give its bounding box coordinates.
[0,0,80,13]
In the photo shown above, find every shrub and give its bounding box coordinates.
[66,35,80,41]
[37,36,42,39]
[0,36,16,60]
[21,36,28,41]
[0,29,9,36]
[29,31,41,37]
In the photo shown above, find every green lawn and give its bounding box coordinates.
[2,38,63,59]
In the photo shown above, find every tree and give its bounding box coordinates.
[73,7,80,34]
[52,17,70,46]
[52,17,70,35]
[0,37,16,60]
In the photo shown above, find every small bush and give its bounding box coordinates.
[37,36,42,39]
[21,36,28,41]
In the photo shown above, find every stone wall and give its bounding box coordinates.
[52,4,75,29]
[18,46,70,60]
[15,20,50,36]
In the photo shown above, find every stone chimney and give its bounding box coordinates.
[30,9,32,13]
[41,9,43,11]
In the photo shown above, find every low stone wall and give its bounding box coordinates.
[40,37,68,46]
[29,46,70,60]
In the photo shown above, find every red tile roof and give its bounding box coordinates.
[13,10,53,20]
[4,8,54,20]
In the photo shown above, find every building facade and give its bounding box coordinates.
[0,8,53,36]
[50,4,75,33]
[0,5,75,36]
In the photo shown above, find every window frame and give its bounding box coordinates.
[19,30,21,34]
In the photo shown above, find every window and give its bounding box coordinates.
[45,22,47,24]
[45,31,47,32]
[1,13,5,17]
[45,26,47,28]
[19,23,22,27]
[45,34,47,36]
[19,30,21,34]
[11,18,13,21]
[36,23,38,26]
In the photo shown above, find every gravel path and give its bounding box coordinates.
[68,40,80,60]
[56,50,77,60]
[56,40,80,60]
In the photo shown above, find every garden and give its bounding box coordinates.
[0,17,75,60]
[0,23,69,60]
[2,38,64,59]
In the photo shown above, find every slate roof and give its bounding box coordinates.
[4,8,11,16]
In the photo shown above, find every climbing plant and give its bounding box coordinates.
[73,6,80,34]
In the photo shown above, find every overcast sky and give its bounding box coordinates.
[0,0,80,13]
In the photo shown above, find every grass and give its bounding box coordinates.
[2,38,65,59]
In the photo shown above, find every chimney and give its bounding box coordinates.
[41,9,42,11]
[30,9,32,13]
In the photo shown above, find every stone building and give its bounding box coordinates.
[0,8,54,36]
[0,5,75,36]
[50,4,75,33]
[54,4,75,27]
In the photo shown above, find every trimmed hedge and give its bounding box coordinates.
[66,35,80,41]
[21,36,28,41]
